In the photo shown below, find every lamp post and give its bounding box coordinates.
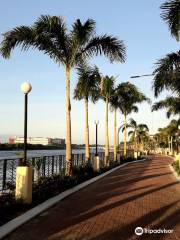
[15,82,32,204]
[21,82,32,166]
[94,120,99,156]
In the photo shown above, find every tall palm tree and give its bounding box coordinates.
[110,89,119,161]
[101,76,115,165]
[74,64,101,162]
[0,15,126,175]
[160,0,180,41]
[115,82,150,157]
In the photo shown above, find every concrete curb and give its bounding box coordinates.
[0,158,147,239]
[169,164,180,183]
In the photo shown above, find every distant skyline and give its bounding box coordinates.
[0,0,179,145]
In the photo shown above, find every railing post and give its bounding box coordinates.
[32,158,35,183]
[2,159,7,190]
[42,157,46,177]
[52,156,54,175]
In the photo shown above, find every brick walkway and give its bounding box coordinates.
[4,155,180,240]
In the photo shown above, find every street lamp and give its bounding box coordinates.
[130,74,153,78]
[94,120,99,156]
[21,82,32,166]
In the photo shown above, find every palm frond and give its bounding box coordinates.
[80,35,126,63]
[160,0,180,40]
[74,64,101,103]
[153,50,180,97]
[72,19,96,45]
[0,26,35,58]
[152,96,180,118]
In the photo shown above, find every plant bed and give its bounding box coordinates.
[0,157,146,227]
[172,161,180,176]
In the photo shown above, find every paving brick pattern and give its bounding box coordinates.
[4,155,180,240]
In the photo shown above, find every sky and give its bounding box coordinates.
[0,0,179,145]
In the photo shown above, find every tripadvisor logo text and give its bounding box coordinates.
[135,227,173,235]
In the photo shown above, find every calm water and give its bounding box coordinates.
[0,148,103,160]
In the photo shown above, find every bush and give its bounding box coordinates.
[72,163,96,182]
[0,193,30,226]
[172,161,180,176]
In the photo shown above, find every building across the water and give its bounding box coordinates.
[9,137,65,146]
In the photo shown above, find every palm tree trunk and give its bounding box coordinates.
[65,64,72,175]
[168,136,170,154]
[135,130,137,152]
[114,109,117,161]
[124,112,127,158]
[105,96,109,165]
[85,98,90,162]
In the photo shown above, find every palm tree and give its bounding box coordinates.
[119,105,138,157]
[153,51,180,97]
[101,76,115,165]
[156,119,180,153]
[122,118,149,153]
[0,15,126,175]
[160,0,180,41]
[152,96,180,117]
[110,89,119,161]
[152,51,180,118]
[128,123,149,153]
[115,82,150,157]
[74,64,101,162]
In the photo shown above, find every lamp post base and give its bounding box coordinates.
[117,153,121,163]
[15,166,32,204]
[93,156,100,172]
[134,151,138,159]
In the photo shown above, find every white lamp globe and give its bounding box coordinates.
[21,82,32,94]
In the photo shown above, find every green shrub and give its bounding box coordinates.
[0,193,29,226]
[172,161,180,175]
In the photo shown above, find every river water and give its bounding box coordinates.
[0,149,103,160]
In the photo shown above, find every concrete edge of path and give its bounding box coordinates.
[169,165,180,183]
[0,158,147,239]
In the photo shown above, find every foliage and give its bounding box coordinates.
[160,0,180,40]
[172,160,180,175]
[74,64,101,102]
[114,82,150,115]
[0,15,126,66]
[153,51,180,97]
[0,193,30,226]
[152,96,180,118]
[100,75,116,100]
[154,119,180,148]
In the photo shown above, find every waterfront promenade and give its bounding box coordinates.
[4,155,180,240]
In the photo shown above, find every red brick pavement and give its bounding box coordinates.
[3,155,180,240]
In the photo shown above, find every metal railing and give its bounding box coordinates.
[0,149,134,192]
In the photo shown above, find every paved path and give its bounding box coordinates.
[4,155,180,240]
